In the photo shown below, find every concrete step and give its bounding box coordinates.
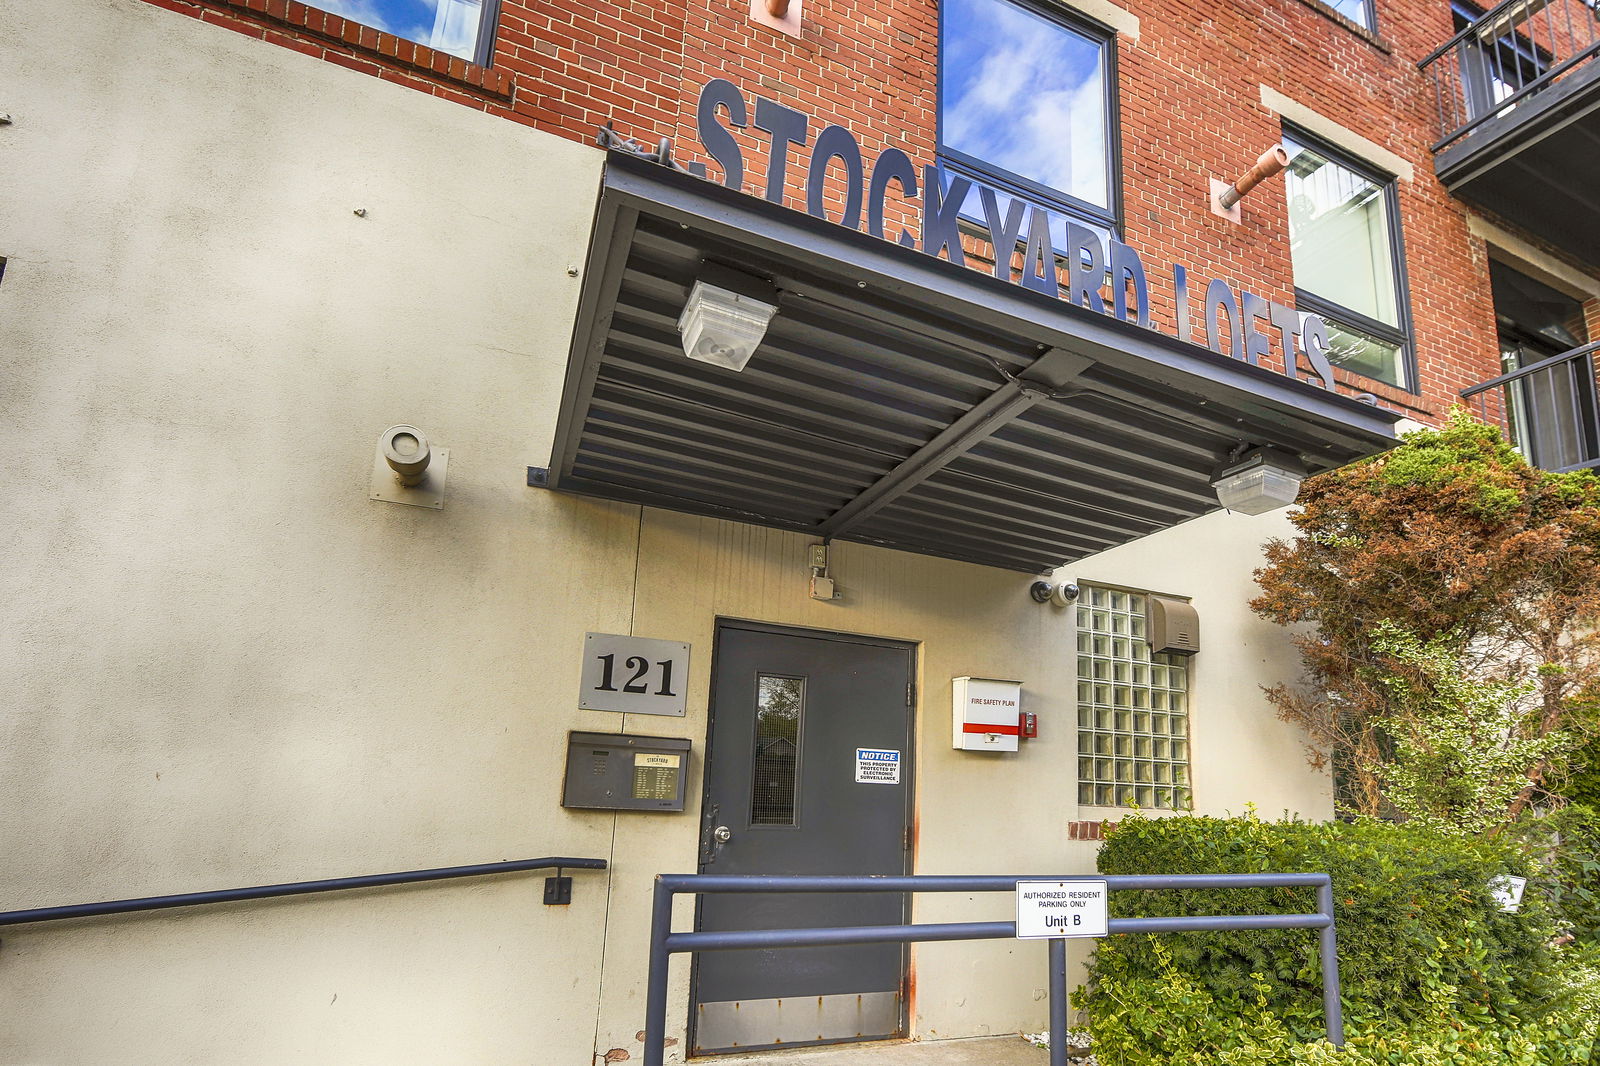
[697,1035,1049,1065]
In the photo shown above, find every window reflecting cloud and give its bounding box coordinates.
[941,0,1109,209]
[316,0,484,60]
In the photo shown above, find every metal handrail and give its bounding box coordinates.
[1419,0,1551,67]
[0,856,608,928]
[1419,0,1600,150]
[1433,40,1600,150]
[642,872,1344,1066]
[1461,339,1600,398]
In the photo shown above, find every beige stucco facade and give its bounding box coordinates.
[1,1,1328,1062]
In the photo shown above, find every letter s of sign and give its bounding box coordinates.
[1299,314,1337,390]
[696,79,747,192]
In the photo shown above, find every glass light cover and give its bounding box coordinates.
[676,281,778,372]
[1212,452,1304,514]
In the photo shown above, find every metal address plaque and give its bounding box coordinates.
[580,632,691,717]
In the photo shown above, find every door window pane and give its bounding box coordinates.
[751,675,803,826]
[940,0,1112,214]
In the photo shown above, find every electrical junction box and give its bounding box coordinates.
[952,677,1024,752]
[561,731,692,811]
[1148,595,1199,655]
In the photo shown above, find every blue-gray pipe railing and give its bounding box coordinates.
[643,872,1343,1066]
[0,856,608,928]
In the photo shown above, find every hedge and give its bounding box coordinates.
[1077,813,1557,1030]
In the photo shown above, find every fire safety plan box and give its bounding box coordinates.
[562,732,692,811]
[952,677,1024,752]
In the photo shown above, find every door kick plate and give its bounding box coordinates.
[694,991,901,1052]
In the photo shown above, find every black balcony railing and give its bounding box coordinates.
[1461,340,1600,471]
[1420,0,1600,150]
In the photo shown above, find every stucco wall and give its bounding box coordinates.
[1,1,618,1062]
[1,1,1330,1063]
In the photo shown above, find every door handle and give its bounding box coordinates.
[713,825,733,843]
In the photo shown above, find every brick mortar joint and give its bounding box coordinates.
[179,0,516,100]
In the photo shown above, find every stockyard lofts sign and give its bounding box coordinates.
[689,78,1338,394]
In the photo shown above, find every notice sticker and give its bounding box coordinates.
[855,748,901,784]
[1015,880,1108,939]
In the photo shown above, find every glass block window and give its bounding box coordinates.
[751,675,803,826]
[1076,586,1192,809]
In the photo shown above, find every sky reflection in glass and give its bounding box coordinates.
[941,0,1109,210]
[315,0,485,60]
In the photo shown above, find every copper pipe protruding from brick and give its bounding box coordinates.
[767,0,790,16]
[1217,145,1292,210]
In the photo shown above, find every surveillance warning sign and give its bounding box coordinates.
[1015,880,1109,939]
[854,748,901,784]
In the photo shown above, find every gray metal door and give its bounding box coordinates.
[692,622,914,1054]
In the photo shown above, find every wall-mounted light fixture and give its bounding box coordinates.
[371,424,448,509]
[1211,446,1305,514]
[677,277,779,372]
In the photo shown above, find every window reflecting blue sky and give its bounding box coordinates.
[317,0,483,60]
[941,0,1109,209]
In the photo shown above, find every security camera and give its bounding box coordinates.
[1029,581,1080,607]
[379,425,431,486]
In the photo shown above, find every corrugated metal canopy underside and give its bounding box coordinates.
[545,153,1400,574]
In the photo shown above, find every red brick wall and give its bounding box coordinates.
[140,0,1600,428]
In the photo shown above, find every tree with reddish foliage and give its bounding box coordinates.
[1251,410,1600,822]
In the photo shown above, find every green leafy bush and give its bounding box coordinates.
[1079,813,1557,1030]
[1542,804,1600,945]
[1082,938,1598,1066]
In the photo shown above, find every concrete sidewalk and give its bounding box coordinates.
[700,1035,1049,1065]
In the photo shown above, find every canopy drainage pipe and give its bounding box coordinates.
[1217,146,1291,210]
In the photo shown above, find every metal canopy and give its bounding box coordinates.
[545,152,1399,574]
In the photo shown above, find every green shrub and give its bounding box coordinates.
[1081,938,1598,1066]
[1542,804,1600,945]
[1079,812,1558,1032]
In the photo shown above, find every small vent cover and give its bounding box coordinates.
[1148,595,1199,655]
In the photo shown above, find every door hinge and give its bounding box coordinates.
[906,681,915,707]
[903,826,913,851]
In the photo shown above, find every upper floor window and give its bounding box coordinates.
[938,0,1118,237]
[1282,130,1414,389]
[1318,0,1376,30]
[315,0,497,64]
